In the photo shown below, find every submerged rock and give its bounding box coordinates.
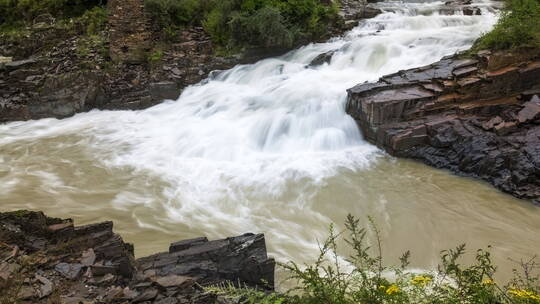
[346,49,540,204]
[308,51,336,67]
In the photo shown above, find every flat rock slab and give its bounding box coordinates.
[80,248,96,266]
[169,237,208,253]
[153,275,194,288]
[518,95,540,123]
[55,263,83,280]
[364,86,435,104]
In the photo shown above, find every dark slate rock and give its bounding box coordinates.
[346,51,540,203]
[169,237,208,253]
[308,51,335,67]
[55,263,83,279]
[149,82,181,101]
[517,95,540,123]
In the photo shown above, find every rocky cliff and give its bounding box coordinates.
[346,49,540,204]
[0,20,240,122]
[0,210,274,303]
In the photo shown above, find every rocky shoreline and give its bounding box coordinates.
[346,49,540,204]
[0,210,274,303]
[0,0,382,123]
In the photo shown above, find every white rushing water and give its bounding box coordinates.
[7,0,537,278]
[2,0,498,190]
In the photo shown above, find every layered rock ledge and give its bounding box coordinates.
[346,49,540,204]
[0,210,274,303]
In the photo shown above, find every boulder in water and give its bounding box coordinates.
[308,51,336,67]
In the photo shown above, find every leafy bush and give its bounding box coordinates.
[475,0,540,50]
[147,48,164,66]
[212,215,540,304]
[144,0,207,27]
[144,0,338,49]
[202,1,234,46]
[204,0,338,49]
[0,0,105,31]
[78,6,107,35]
[229,6,293,48]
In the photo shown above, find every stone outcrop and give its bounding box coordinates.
[0,210,275,303]
[346,49,540,204]
[137,234,275,288]
[0,26,238,122]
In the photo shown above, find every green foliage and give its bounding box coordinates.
[202,2,233,46]
[75,34,108,58]
[0,0,106,35]
[208,283,286,304]
[144,0,338,49]
[78,6,107,35]
[204,0,338,49]
[475,0,540,50]
[144,0,206,27]
[216,215,540,304]
[229,6,293,48]
[0,0,105,25]
[147,48,164,65]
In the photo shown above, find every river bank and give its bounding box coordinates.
[0,210,274,303]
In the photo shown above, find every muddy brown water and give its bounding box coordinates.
[1,134,539,286]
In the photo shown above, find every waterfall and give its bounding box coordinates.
[1,0,515,267]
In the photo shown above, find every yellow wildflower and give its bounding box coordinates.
[508,289,540,301]
[386,285,400,295]
[411,275,432,286]
[482,278,494,285]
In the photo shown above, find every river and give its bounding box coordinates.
[1,0,539,285]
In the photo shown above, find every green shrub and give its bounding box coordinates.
[0,0,105,32]
[206,0,338,49]
[79,6,107,35]
[144,0,339,50]
[202,1,234,46]
[147,48,164,65]
[144,0,198,27]
[475,0,540,50]
[229,6,293,48]
[211,215,540,304]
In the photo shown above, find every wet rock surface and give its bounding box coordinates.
[0,210,275,303]
[346,49,540,204]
